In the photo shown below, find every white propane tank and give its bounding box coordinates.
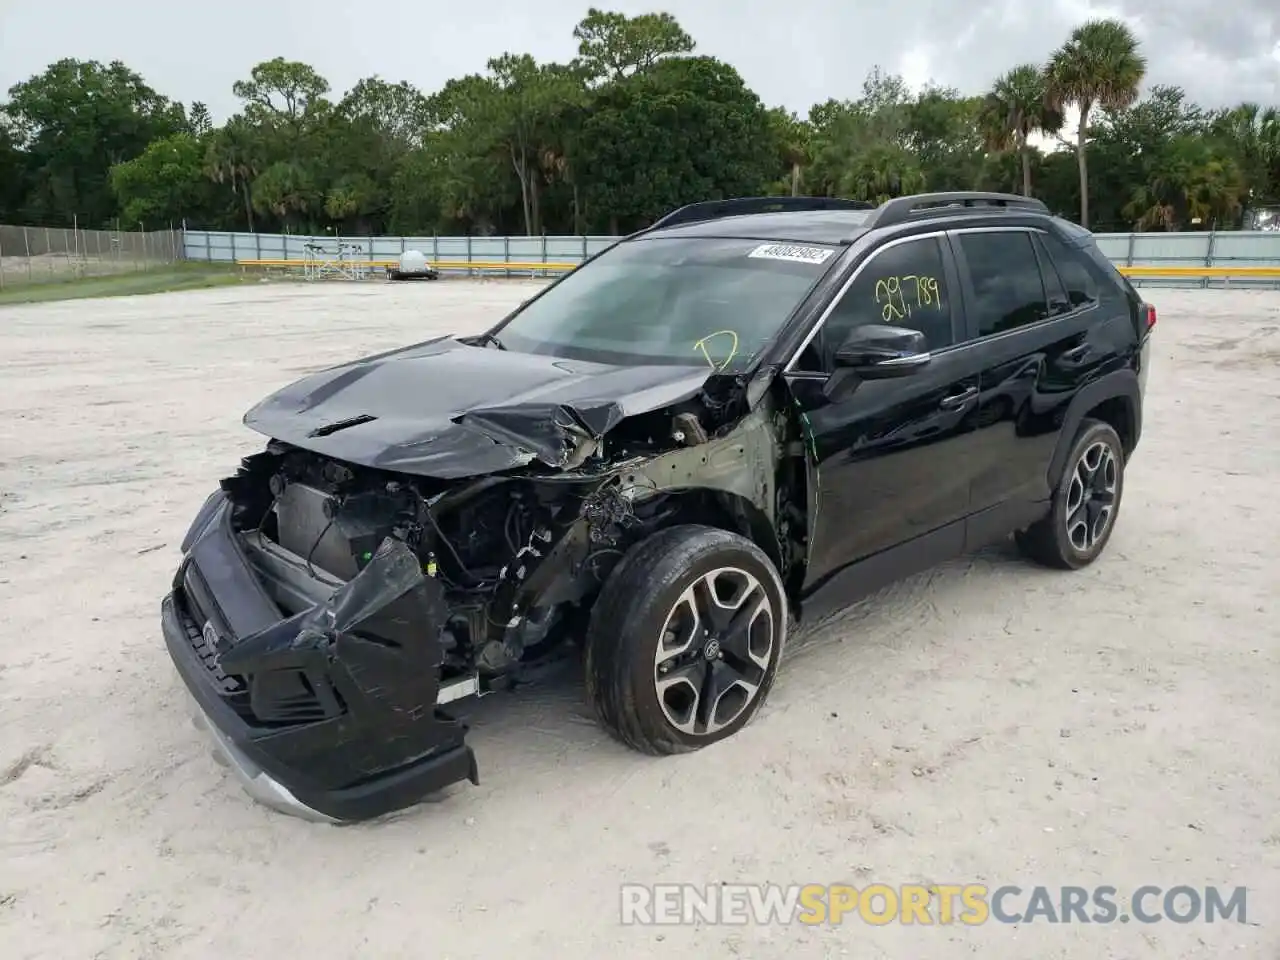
[399,250,430,275]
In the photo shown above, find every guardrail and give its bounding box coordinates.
[1118,265,1280,279]
[192,228,1280,288]
[235,258,580,273]
[233,258,1280,282]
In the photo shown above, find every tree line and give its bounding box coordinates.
[1,9,1277,237]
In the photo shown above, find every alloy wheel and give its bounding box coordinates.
[1065,440,1119,552]
[653,566,775,736]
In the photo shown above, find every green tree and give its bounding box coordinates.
[0,119,28,221]
[251,160,316,229]
[441,55,579,236]
[1209,103,1280,207]
[203,116,264,231]
[1088,86,1208,229]
[576,56,777,233]
[572,7,695,83]
[1045,18,1147,228]
[187,102,213,136]
[766,108,812,196]
[232,57,331,134]
[1124,136,1244,230]
[338,77,431,148]
[807,69,926,203]
[907,87,986,192]
[3,58,185,225]
[109,132,217,225]
[979,65,1063,197]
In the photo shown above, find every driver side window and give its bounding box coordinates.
[795,236,955,371]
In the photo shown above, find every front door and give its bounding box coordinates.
[783,233,984,601]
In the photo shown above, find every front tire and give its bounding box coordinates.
[1016,418,1126,570]
[584,525,787,755]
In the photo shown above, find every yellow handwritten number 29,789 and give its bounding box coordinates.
[874,275,942,322]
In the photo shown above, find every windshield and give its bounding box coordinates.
[491,236,838,372]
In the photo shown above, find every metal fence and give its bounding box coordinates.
[180,228,1280,288]
[0,224,184,288]
[1092,230,1280,288]
[181,230,618,275]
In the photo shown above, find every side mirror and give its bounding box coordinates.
[833,324,931,379]
[820,324,931,402]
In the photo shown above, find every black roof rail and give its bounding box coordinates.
[649,196,874,231]
[870,192,1049,228]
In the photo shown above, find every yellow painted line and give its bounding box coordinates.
[234,258,578,270]
[231,259,1280,278]
[1118,265,1280,278]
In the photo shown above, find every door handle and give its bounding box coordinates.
[939,386,979,410]
[1061,344,1092,363]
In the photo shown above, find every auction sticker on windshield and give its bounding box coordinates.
[747,243,836,265]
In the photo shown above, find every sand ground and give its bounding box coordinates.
[0,281,1277,959]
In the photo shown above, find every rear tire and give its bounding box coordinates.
[583,525,787,755]
[1016,418,1125,570]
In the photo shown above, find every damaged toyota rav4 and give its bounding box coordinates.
[162,193,1153,823]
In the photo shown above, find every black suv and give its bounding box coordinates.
[161,192,1154,823]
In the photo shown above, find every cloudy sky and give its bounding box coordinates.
[1,0,1276,121]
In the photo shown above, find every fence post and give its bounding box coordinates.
[581,235,587,264]
[504,235,510,278]
[23,226,32,281]
[466,234,472,277]
[0,230,6,290]
[1203,229,1217,290]
[432,232,438,264]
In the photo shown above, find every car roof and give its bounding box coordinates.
[639,210,874,245]
[636,193,1065,248]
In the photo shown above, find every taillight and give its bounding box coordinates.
[1142,303,1156,332]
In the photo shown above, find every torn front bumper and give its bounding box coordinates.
[160,491,478,823]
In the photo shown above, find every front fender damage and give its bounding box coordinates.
[494,393,791,629]
[184,368,802,822]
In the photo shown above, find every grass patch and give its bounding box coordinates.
[0,262,259,305]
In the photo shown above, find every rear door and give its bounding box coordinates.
[947,226,1111,538]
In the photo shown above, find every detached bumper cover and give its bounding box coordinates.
[161,492,478,823]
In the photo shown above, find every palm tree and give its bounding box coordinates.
[1123,137,1245,230]
[203,118,262,231]
[979,64,1063,198]
[1211,103,1280,205]
[1046,19,1147,228]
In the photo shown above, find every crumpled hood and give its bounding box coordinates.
[242,336,717,478]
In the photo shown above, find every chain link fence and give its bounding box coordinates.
[0,224,184,289]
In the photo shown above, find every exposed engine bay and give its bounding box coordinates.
[216,385,810,701]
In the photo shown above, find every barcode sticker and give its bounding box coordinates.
[747,243,836,265]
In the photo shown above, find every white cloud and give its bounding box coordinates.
[0,0,1274,120]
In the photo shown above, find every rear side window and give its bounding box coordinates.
[957,231,1048,337]
[1033,236,1072,317]
[1038,232,1099,308]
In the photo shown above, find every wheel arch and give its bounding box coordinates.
[654,487,784,574]
[1047,370,1141,488]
